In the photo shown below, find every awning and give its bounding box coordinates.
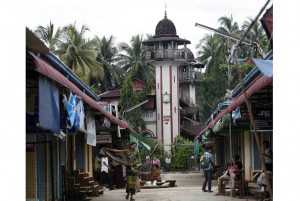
[194,74,273,141]
[29,51,129,129]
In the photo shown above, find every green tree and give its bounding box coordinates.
[34,21,62,51]
[171,136,194,170]
[195,15,260,120]
[241,17,270,58]
[196,33,227,119]
[55,22,103,84]
[217,15,242,89]
[94,36,126,92]
[196,34,223,79]
[117,34,154,81]
[120,75,146,132]
[196,78,226,120]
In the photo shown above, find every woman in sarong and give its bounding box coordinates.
[105,142,141,201]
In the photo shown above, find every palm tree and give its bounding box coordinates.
[34,21,62,51]
[241,17,270,58]
[95,36,125,92]
[55,22,103,84]
[196,33,223,78]
[116,34,154,81]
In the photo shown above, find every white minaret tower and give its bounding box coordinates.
[143,11,194,152]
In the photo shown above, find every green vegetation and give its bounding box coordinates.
[195,15,270,121]
[171,136,194,170]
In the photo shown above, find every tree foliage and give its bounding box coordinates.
[120,75,146,132]
[171,136,194,170]
[94,35,125,92]
[195,15,270,121]
[34,21,62,51]
[116,34,155,81]
[54,22,103,84]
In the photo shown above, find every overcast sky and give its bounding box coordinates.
[24,0,273,55]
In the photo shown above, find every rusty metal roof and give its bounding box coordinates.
[26,27,49,54]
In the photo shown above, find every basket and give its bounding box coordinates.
[166,180,176,187]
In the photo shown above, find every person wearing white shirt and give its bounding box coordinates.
[100,152,113,190]
[165,156,171,172]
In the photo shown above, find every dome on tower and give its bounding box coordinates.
[142,11,191,46]
[155,15,177,37]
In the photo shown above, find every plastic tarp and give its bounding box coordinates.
[38,75,60,133]
[252,59,273,77]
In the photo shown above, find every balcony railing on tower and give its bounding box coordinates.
[146,49,194,61]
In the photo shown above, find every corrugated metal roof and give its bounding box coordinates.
[26,27,49,54]
[29,51,130,129]
[194,74,273,141]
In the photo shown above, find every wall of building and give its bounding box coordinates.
[154,61,182,152]
[142,110,157,137]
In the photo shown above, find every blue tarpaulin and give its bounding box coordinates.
[39,76,60,133]
[63,93,76,127]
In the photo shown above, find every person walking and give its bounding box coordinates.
[201,146,214,193]
[165,156,171,172]
[105,142,141,201]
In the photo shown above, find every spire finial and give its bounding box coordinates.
[164,3,167,19]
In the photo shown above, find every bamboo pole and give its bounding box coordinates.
[232,0,272,200]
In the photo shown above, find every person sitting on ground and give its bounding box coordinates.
[148,164,162,182]
[215,154,243,196]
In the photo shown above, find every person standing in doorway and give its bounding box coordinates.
[201,146,215,193]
